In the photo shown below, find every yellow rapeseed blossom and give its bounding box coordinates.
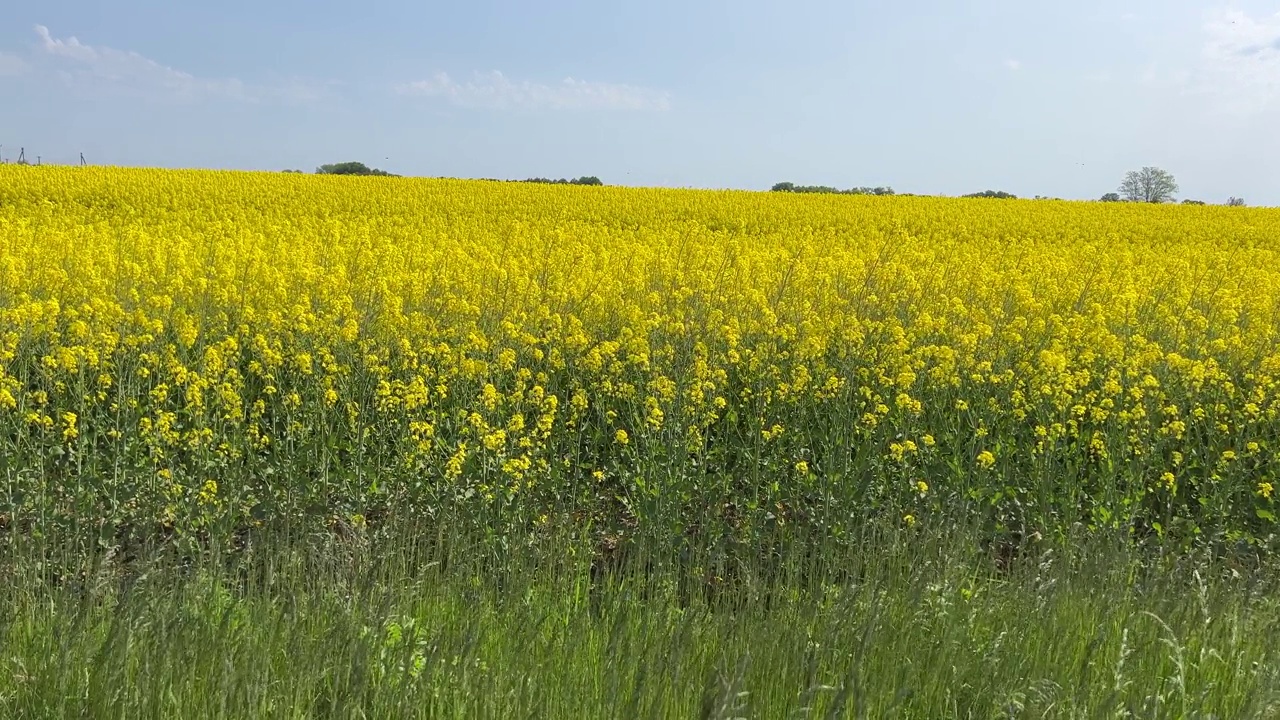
[197,479,219,506]
[976,451,996,469]
[2,165,1279,539]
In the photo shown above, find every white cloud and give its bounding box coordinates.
[31,25,328,104]
[35,25,248,100]
[0,51,28,76]
[398,70,670,111]
[1195,9,1280,115]
[1004,59,1022,71]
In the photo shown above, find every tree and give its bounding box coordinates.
[962,190,1017,199]
[1099,192,1121,202]
[1181,199,1205,205]
[1119,167,1178,203]
[316,161,397,177]
[1227,196,1246,207]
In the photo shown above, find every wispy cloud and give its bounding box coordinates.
[397,70,670,111]
[0,51,29,77]
[31,25,330,104]
[1004,59,1022,71]
[1194,9,1280,115]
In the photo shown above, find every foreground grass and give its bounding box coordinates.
[3,524,1279,719]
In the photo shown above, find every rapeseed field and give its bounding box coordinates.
[1,165,1278,548]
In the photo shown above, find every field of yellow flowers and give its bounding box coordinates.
[1,165,1278,550]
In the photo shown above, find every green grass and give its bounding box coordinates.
[3,522,1280,719]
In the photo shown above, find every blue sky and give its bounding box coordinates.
[2,0,1278,204]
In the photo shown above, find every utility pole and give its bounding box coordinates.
[17,147,24,164]
[80,152,87,167]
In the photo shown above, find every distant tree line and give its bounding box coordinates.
[520,176,604,186]
[295,166,606,185]
[951,168,1248,207]
[288,161,1256,206]
[771,182,894,195]
[1095,168,1247,206]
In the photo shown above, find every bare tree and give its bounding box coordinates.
[1226,196,1246,207]
[1119,167,1179,203]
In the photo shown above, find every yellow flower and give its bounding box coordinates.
[61,412,78,441]
[613,429,629,445]
[445,443,468,479]
[1258,482,1274,500]
[976,450,996,469]
[197,479,219,506]
[795,460,809,475]
[483,430,507,452]
[762,423,785,441]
